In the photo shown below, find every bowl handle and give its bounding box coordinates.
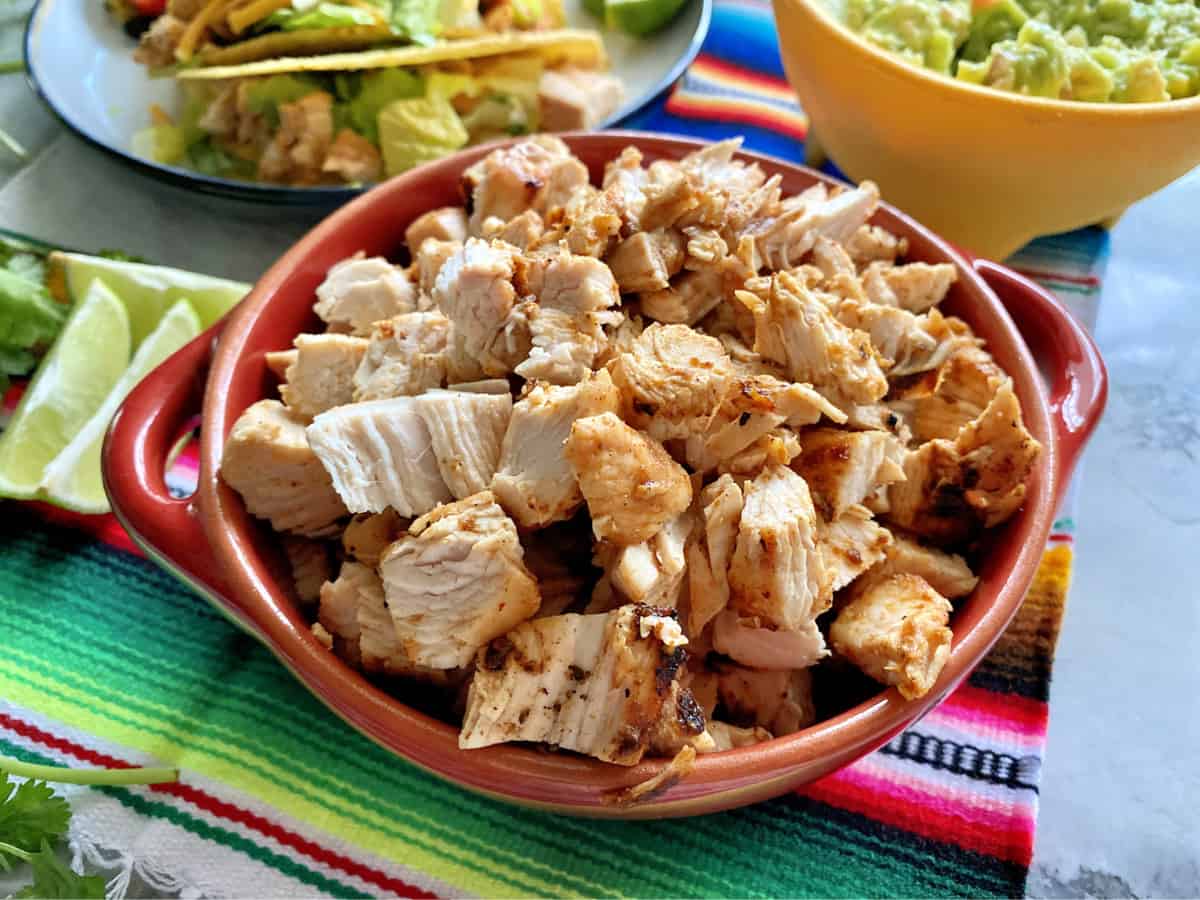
[972,259,1108,484]
[103,324,229,600]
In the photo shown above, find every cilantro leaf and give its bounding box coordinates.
[12,842,105,899]
[0,776,71,857]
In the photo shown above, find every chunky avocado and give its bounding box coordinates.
[842,0,1200,102]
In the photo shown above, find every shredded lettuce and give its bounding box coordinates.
[265,2,381,30]
[342,68,425,142]
[378,93,468,176]
[387,0,442,43]
[242,74,324,125]
[186,139,257,180]
[0,257,66,392]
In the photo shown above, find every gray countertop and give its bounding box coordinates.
[1,26,1197,896]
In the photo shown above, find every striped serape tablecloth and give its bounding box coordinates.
[0,1,1107,895]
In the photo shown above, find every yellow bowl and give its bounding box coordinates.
[772,0,1200,259]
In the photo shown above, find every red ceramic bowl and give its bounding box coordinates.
[103,132,1106,818]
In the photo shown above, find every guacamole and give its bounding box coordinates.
[843,0,1200,101]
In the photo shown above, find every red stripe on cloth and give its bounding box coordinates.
[939,684,1049,736]
[691,53,796,95]
[0,713,435,899]
[798,769,1034,866]
[665,93,808,141]
[1009,267,1100,287]
[25,503,141,557]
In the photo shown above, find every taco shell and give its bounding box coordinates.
[179,28,607,78]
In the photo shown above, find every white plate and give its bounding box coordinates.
[24,0,711,202]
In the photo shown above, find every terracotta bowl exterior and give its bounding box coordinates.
[103,132,1107,818]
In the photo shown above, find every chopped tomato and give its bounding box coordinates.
[132,0,167,16]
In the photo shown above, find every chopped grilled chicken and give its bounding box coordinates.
[221,400,347,537]
[729,464,827,631]
[648,682,714,757]
[537,67,624,131]
[514,250,622,384]
[705,721,773,751]
[711,611,828,670]
[281,536,334,606]
[817,505,893,592]
[265,349,296,381]
[380,491,541,668]
[719,427,803,477]
[353,312,450,401]
[863,262,957,312]
[414,239,462,301]
[412,389,513,499]
[845,225,906,267]
[673,139,778,234]
[197,81,267,146]
[307,398,452,517]
[888,344,1007,443]
[341,509,407,567]
[870,532,978,599]
[811,235,856,279]
[460,605,694,765]
[318,560,449,680]
[565,412,693,545]
[685,475,743,634]
[888,382,1040,541]
[603,231,683,296]
[322,129,382,183]
[791,428,907,520]
[461,135,582,233]
[684,373,844,473]
[314,255,416,336]
[639,267,727,327]
[405,206,468,251]
[747,181,879,271]
[604,509,693,607]
[434,238,527,378]
[491,371,620,528]
[736,271,888,408]
[830,573,952,700]
[481,209,545,251]
[717,667,815,736]
[611,323,732,441]
[258,92,334,185]
[562,188,623,258]
[834,301,972,378]
[278,334,368,420]
[134,14,185,67]
[317,560,370,667]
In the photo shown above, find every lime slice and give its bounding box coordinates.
[604,0,687,35]
[0,280,132,499]
[51,252,249,346]
[40,298,203,514]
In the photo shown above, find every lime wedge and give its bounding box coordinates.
[40,298,203,514]
[582,0,604,17]
[51,252,249,345]
[0,280,132,499]
[604,0,687,35]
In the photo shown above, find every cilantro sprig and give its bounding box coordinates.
[0,756,178,897]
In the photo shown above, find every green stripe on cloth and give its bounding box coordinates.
[0,510,1018,897]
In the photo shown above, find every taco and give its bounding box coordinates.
[128,0,569,69]
[133,31,624,186]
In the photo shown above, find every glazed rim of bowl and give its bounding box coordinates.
[198,132,1059,809]
[787,0,1200,118]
